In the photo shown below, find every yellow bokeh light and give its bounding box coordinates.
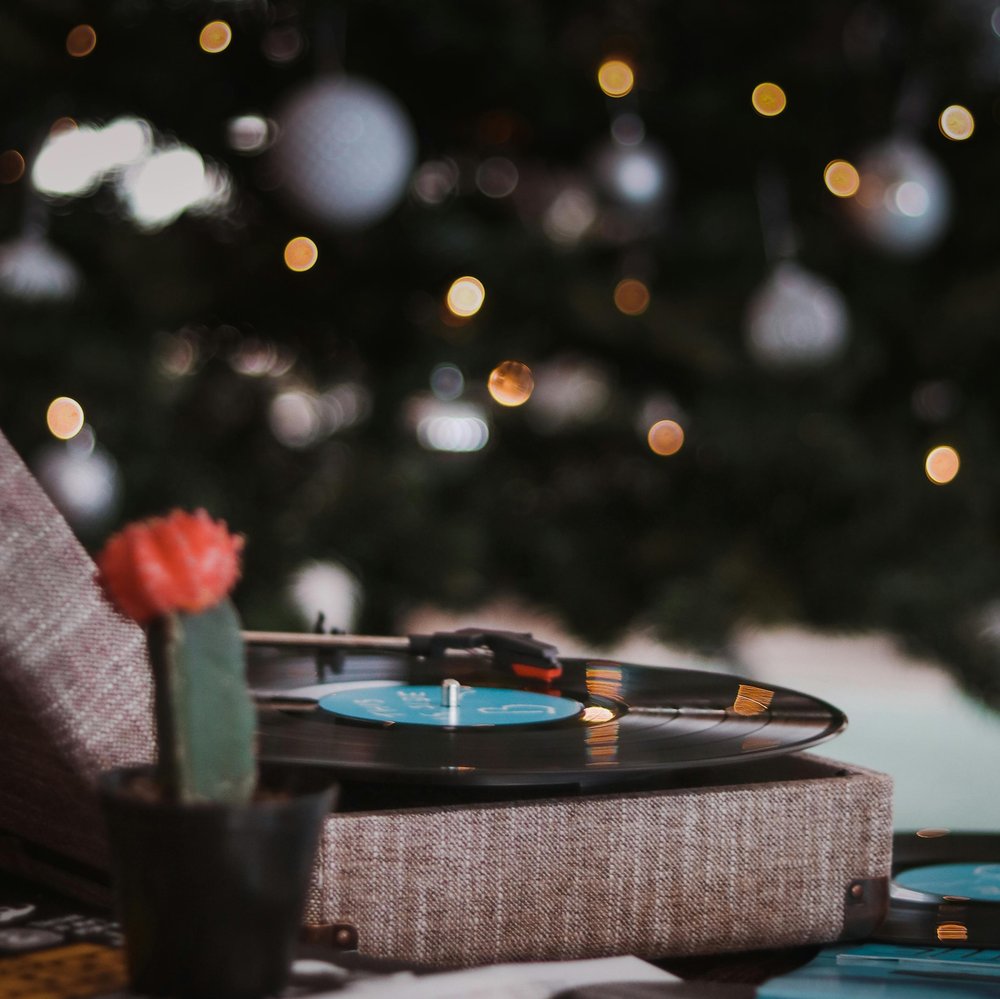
[925,445,960,485]
[283,236,318,272]
[488,360,534,407]
[446,276,486,318]
[647,419,685,456]
[823,159,860,198]
[199,20,233,54]
[66,25,97,58]
[614,278,650,316]
[597,59,634,98]
[751,82,786,117]
[939,105,974,141]
[46,397,85,440]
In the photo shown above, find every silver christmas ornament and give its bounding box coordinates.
[272,77,417,228]
[848,138,951,255]
[745,261,849,368]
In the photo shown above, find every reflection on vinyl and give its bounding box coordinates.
[877,832,1000,949]
[251,645,846,788]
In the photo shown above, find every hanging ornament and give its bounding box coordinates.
[288,560,361,631]
[847,138,951,255]
[745,261,849,368]
[0,234,80,303]
[271,77,417,228]
[593,139,673,208]
[33,430,121,533]
[526,356,612,431]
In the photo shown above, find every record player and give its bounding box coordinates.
[239,627,893,966]
[0,428,893,968]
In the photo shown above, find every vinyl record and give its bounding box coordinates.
[250,644,846,788]
[876,831,1000,949]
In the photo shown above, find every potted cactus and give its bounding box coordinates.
[95,509,335,999]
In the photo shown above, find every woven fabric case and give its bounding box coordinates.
[306,756,892,966]
[0,429,893,963]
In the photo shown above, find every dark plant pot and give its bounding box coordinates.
[99,766,336,999]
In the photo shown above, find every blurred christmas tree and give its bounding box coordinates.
[3,0,1000,701]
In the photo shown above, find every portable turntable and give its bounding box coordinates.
[241,627,893,966]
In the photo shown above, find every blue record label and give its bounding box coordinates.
[317,684,583,728]
[895,862,1000,902]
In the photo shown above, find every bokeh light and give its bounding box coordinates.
[938,105,974,141]
[751,82,786,117]
[46,397,85,440]
[823,159,860,198]
[227,115,272,154]
[925,445,960,485]
[614,278,650,315]
[488,361,534,407]
[647,419,685,456]
[0,150,25,184]
[66,25,97,58]
[284,236,318,272]
[597,59,634,98]
[446,276,485,317]
[199,21,232,54]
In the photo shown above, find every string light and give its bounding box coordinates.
[614,278,650,316]
[597,59,634,98]
[46,397,85,440]
[647,419,685,456]
[445,276,485,317]
[66,25,97,58]
[925,445,960,485]
[938,105,974,141]
[823,159,860,198]
[199,21,232,54]
[284,236,318,272]
[751,82,786,117]
[488,361,534,407]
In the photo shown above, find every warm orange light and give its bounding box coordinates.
[488,361,534,406]
[939,105,974,141]
[732,684,775,716]
[597,59,634,98]
[446,276,486,317]
[0,150,25,184]
[199,20,233,54]
[647,419,685,456]
[46,397,85,440]
[824,159,860,198]
[66,25,97,58]
[925,445,960,485]
[614,278,650,316]
[581,706,616,724]
[752,82,786,117]
[937,922,968,942]
[284,236,318,272]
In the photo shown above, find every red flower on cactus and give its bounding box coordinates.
[96,509,244,624]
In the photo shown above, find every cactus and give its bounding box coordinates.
[97,509,256,805]
[147,600,256,805]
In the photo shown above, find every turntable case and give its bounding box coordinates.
[0,429,893,965]
[307,756,892,966]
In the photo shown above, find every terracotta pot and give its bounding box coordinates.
[100,766,336,999]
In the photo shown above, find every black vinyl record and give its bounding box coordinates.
[251,645,846,788]
[876,831,1000,949]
